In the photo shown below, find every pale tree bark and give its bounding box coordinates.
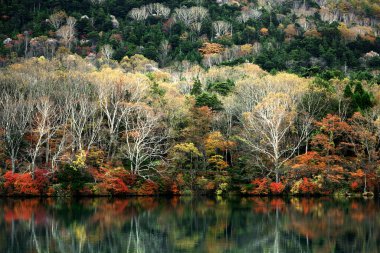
[0,94,33,173]
[99,87,131,159]
[89,0,106,5]
[100,44,114,65]
[96,72,149,159]
[69,96,102,153]
[351,112,379,193]
[235,74,310,182]
[242,93,308,182]
[146,3,171,18]
[237,9,261,23]
[298,90,327,153]
[174,6,208,29]
[56,17,76,50]
[121,104,168,178]
[50,123,70,172]
[128,7,148,22]
[28,98,58,177]
[48,11,67,30]
[212,21,232,38]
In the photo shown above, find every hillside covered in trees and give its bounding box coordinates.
[0,0,380,196]
[1,0,380,74]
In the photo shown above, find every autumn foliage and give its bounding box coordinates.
[1,53,380,197]
[298,178,318,195]
[198,43,224,55]
[137,180,159,195]
[3,170,49,196]
[270,182,285,195]
[245,178,270,195]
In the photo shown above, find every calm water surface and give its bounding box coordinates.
[1,197,379,253]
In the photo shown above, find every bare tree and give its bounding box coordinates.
[0,94,33,173]
[190,22,202,35]
[55,16,76,50]
[212,21,232,38]
[128,7,149,22]
[242,92,307,182]
[98,80,132,159]
[350,112,379,193]
[66,16,77,29]
[28,98,57,177]
[191,6,208,22]
[146,3,171,19]
[100,44,114,64]
[89,0,106,5]
[89,69,150,162]
[48,11,67,30]
[121,104,168,177]
[237,9,262,23]
[298,89,328,153]
[234,73,310,182]
[49,109,70,171]
[94,71,150,160]
[173,6,208,28]
[69,96,101,153]
[173,7,193,27]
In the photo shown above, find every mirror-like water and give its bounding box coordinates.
[1,197,379,253]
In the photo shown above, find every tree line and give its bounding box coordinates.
[0,54,379,196]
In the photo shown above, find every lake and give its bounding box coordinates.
[0,197,379,253]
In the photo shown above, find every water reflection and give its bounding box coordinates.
[0,197,379,253]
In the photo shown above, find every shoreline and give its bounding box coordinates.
[0,192,375,198]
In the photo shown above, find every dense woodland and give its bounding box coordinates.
[0,0,380,196]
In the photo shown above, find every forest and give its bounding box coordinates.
[0,0,380,196]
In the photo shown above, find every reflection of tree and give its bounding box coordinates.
[0,197,380,253]
[231,198,306,253]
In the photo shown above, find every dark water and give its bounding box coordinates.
[1,197,379,253]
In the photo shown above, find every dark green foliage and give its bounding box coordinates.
[149,81,166,104]
[191,79,203,96]
[0,0,379,75]
[56,164,92,193]
[317,69,345,81]
[368,56,380,68]
[344,81,374,111]
[207,79,235,96]
[195,92,223,111]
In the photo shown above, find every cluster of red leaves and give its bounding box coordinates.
[34,169,50,192]
[89,167,135,184]
[137,180,159,195]
[290,151,325,178]
[350,181,360,191]
[3,170,49,196]
[299,178,317,194]
[98,178,131,195]
[88,167,133,195]
[270,182,285,195]
[248,178,270,195]
[171,183,180,195]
